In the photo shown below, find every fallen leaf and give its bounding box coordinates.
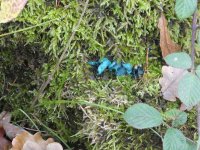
[0,112,11,124]
[0,112,63,150]
[0,112,25,140]
[22,141,43,150]
[0,111,11,150]
[0,126,11,150]
[180,103,193,111]
[46,143,63,150]
[0,112,12,150]
[158,13,181,58]
[11,132,63,150]
[3,123,25,140]
[0,0,28,23]
[159,66,188,101]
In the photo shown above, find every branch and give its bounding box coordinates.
[33,0,90,103]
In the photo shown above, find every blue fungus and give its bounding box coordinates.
[116,67,127,76]
[97,58,111,75]
[122,63,132,75]
[132,66,139,79]
[132,65,144,79]
[109,61,121,71]
[137,65,144,76]
[88,57,144,78]
[109,62,127,76]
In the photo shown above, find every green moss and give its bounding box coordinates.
[0,0,195,149]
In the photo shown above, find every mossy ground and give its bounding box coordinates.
[0,0,197,149]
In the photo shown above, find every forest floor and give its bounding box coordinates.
[0,0,198,150]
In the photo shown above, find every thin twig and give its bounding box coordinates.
[22,127,46,133]
[191,10,198,71]
[191,10,200,149]
[79,105,93,121]
[150,128,163,140]
[34,0,90,103]
[19,109,40,131]
[0,18,61,38]
[145,47,149,73]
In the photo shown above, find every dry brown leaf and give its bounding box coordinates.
[0,113,11,149]
[0,112,63,150]
[0,111,28,150]
[11,132,63,150]
[158,13,181,58]
[0,112,11,125]
[3,123,25,140]
[159,66,188,101]
[46,143,63,150]
[0,112,25,140]
[0,126,12,150]
[159,66,193,111]
[0,0,28,23]
[22,141,43,150]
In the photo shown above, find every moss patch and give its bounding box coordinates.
[0,0,196,149]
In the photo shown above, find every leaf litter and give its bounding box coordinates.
[158,13,181,58]
[158,14,191,110]
[0,112,63,150]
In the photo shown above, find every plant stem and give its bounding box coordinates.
[191,10,198,71]
[198,104,200,150]
[192,10,200,132]
[150,128,163,140]
[0,18,59,38]
[191,10,200,149]
[19,109,40,131]
[40,99,124,114]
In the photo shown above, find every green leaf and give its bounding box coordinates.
[123,103,163,129]
[165,109,187,127]
[178,73,200,107]
[175,0,197,19]
[164,52,192,69]
[163,128,186,150]
[184,141,197,150]
[196,65,200,78]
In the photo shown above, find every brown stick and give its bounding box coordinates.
[191,10,198,71]
[191,10,200,149]
[145,47,149,73]
[198,104,200,135]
